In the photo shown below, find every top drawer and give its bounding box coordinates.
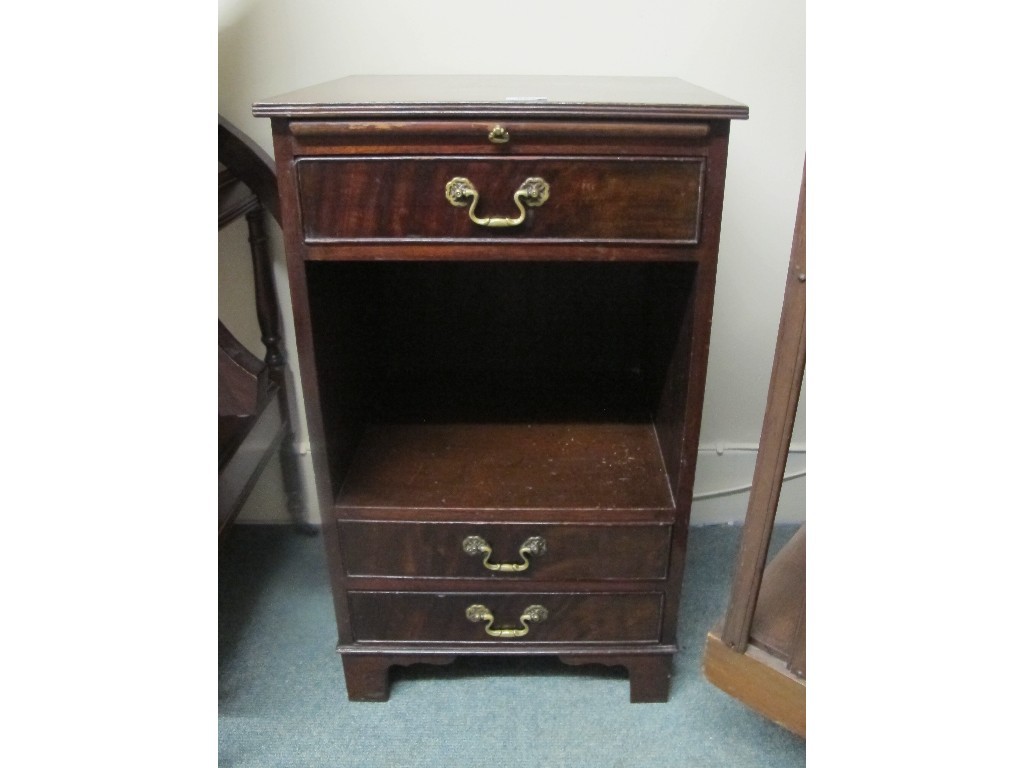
[295,155,705,245]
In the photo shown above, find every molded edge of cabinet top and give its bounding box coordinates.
[252,75,749,120]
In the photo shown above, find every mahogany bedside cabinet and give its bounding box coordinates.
[253,75,747,702]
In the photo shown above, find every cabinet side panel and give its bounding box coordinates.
[271,119,354,644]
[656,121,733,644]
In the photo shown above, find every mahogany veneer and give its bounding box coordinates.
[254,75,747,702]
[296,156,704,243]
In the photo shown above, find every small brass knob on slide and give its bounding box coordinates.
[488,125,510,143]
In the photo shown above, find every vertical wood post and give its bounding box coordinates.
[721,166,806,651]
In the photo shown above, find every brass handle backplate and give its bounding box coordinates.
[445,176,550,228]
[462,535,547,572]
[465,603,548,638]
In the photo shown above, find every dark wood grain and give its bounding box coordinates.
[348,592,662,643]
[254,77,745,701]
[219,115,279,224]
[296,156,702,244]
[253,75,749,121]
[340,653,457,702]
[218,168,261,228]
[337,423,674,511]
[337,521,672,580]
[289,120,711,157]
[338,648,673,702]
[560,652,673,702]
[655,124,733,647]
[270,120,356,643]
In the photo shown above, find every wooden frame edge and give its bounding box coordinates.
[703,629,806,738]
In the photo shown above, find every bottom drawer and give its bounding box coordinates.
[348,591,663,643]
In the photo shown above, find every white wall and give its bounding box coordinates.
[218,0,806,525]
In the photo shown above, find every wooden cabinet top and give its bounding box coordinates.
[253,75,749,121]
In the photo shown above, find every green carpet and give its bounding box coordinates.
[219,524,805,767]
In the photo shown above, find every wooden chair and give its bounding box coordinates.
[703,166,806,735]
[218,115,305,541]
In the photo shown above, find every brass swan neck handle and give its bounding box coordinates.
[445,176,550,228]
[462,535,547,572]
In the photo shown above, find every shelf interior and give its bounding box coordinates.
[337,421,674,511]
[307,260,695,509]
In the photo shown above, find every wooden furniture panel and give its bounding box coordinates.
[704,632,805,731]
[335,423,675,512]
[288,120,713,156]
[337,521,672,580]
[295,156,703,243]
[348,592,663,643]
[254,75,746,701]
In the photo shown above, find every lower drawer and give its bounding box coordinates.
[337,521,672,580]
[348,591,663,643]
